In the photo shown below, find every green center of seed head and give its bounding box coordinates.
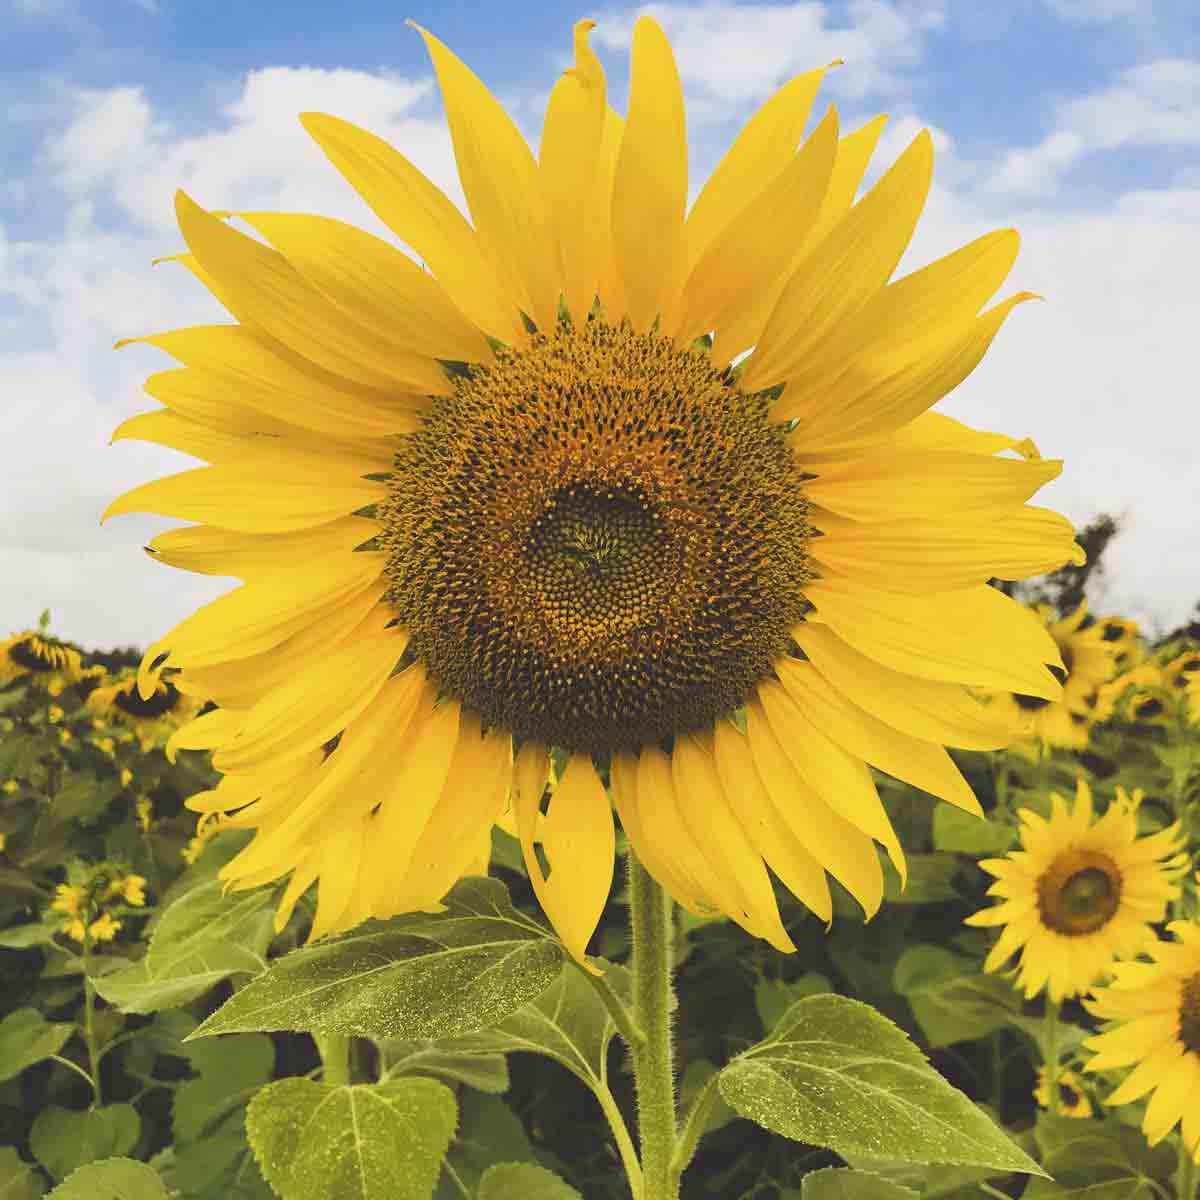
[1060,867,1113,918]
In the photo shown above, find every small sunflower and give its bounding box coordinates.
[85,670,204,753]
[102,18,1080,957]
[1095,616,1141,671]
[991,602,1121,755]
[1033,1066,1092,1118]
[0,631,85,692]
[1083,921,1200,1162]
[966,778,1185,1001]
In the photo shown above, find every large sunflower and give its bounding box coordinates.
[990,602,1122,755]
[1083,921,1200,1162]
[966,778,1185,1001]
[102,19,1081,958]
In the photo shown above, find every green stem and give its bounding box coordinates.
[80,927,103,1106]
[1179,1141,1198,1200]
[1043,997,1060,1116]
[627,850,678,1200]
[316,1034,351,1088]
[574,958,645,1051]
[594,1080,644,1198]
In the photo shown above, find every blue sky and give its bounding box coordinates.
[2,0,1199,651]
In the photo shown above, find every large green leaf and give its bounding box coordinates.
[717,994,1044,1176]
[0,1146,46,1199]
[245,1077,455,1200]
[30,1105,140,1182]
[1023,1121,1176,1199]
[892,945,1021,1047]
[433,1092,539,1200]
[174,1034,275,1140]
[477,1163,582,1199]
[801,1167,919,1199]
[46,1158,168,1200]
[0,1008,73,1083]
[191,877,563,1041]
[377,1038,509,1095]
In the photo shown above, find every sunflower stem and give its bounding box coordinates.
[1179,1141,1199,1200]
[1043,997,1060,1116]
[316,1034,351,1088]
[80,924,103,1107]
[627,850,679,1200]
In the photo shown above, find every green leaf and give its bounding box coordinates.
[0,1008,73,1083]
[0,1146,46,1200]
[93,880,275,1013]
[45,1158,168,1200]
[717,994,1045,1176]
[1024,1121,1176,1199]
[0,922,59,950]
[191,877,564,1041]
[843,1155,1004,1198]
[450,960,631,1094]
[52,774,119,825]
[477,1163,582,1199]
[246,1077,456,1200]
[677,1059,736,1136]
[174,1034,275,1141]
[933,805,1014,855]
[378,1039,509,1094]
[433,1092,538,1200]
[801,1167,919,1199]
[884,854,960,905]
[170,1108,271,1199]
[30,1105,141,1182]
[893,945,1021,1047]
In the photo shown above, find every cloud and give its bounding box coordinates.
[987,57,1200,195]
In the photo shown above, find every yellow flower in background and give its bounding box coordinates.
[966,778,1184,1001]
[85,670,204,754]
[50,884,86,918]
[62,918,87,941]
[122,768,136,790]
[991,602,1123,756]
[94,736,116,758]
[47,704,64,724]
[102,17,1082,959]
[1,779,18,795]
[181,814,220,865]
[1084,922,1200,1162]
[88,912,122,941]
[1034,1066,1092,1118]
[107,874,148,906]
[1094,616,1141,670]
[0,632,85,692]
[58,729,72,746]
[0,832,7,854]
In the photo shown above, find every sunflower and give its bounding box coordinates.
[85,670,206,753]
[1095,616,1141,672]
[0,631,86,692]
[1033,1066,1092,1118]
[101,18,1081,958]
[990,602,1121,755]
[966,777,1185,1001]
[1083,921,1200,1162]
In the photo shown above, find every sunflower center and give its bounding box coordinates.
[8,636,68,673]
[114,680,180,719]
[1037,849,1122,935]
[378,317,815,755]
[1180,972,1200,1055]
[1058,1081,1080,1107]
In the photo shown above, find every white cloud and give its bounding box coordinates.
[988,57,1200,195]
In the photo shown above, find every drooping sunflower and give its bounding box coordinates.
[966,778,1185,1001]
[102,18,1082,958]
[989,602,1122,755]
[0,631,86,693]
[1083,921,1200,1162]
[1033,1066,1092,1118]
[86,670,205,753]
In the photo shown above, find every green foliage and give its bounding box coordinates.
[0,1008,73,1083]
[476,1162,583,1199]
[800,1166,920,1198]
[30,1104,140,1181]
[46,1158,169,1200]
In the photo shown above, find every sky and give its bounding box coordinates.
[2,0,1199,655]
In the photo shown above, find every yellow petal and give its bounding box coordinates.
[672,734,795,951]
[774,657,980,817]
[234,211,492,362]
[742,129,933,393]
[299,113,523,343]
[118,325,426,440]
[803,449,1062,522]
[675,106,838,348]
[888,411,1041,458]
[783,292,1038,447]
[539,20,607,325]
[712,113,886,371]
[757,678,906,882]
[390,710,511,911]
[611,16,687,332]
[169,705,247,765]
[792,622,1025,750]
[809,503,1084,591]
[211,623,407,774]
[307,822,365,943]
[518,752,614,969]
[711,720,833,922]
[681,64,833,286]
[409,21,559,334]
[803,580,1065,697]
[174,192,449,394]
[744,698,883,918]
[593,106,629,321]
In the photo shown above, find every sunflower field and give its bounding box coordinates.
[2,558,1199,1200]
[5,14,1200,1200]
